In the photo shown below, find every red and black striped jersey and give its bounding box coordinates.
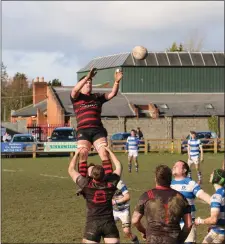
[76,174,120,221]
[70,93,108,130]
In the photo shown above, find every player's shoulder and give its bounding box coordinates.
[171,177,192,185]
[214,187,225,197]
[117,179,127,189]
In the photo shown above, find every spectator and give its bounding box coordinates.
[3,132,11,142]
[137,127,143,140]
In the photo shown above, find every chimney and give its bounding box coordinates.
[33,76,47,105]
[148,103,159,119]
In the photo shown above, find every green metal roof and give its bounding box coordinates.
[77,52,224,72]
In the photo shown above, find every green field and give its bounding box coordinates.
[2,153,224,243]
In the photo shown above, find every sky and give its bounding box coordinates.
[2,1,224,85]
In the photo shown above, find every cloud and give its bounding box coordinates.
[2,50,79,84]
[2,1,224,85]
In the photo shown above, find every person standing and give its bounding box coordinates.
[132,165,192,244]
[188,131,204,184]
[112,180,139,243]
[137,127,143,140]
[126,129,139,173]
[68,146,122,243]
[195,169,225,244]
[171,160,211,244]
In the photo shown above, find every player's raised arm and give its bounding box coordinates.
[68,148,82,182]
[71,68,97,99]
[104,69,123,101]
[104,146,122,176]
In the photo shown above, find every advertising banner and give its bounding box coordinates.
[44,142,77,152]
[1,142,34,153]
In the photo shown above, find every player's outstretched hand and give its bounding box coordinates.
[114,69,123,83]
[87,67,97,79]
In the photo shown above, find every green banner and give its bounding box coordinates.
[44,142,77,152]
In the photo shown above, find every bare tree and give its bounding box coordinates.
[184,29,205,52]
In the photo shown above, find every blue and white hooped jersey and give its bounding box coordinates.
[113,180,130,211]
[171,177,202,223]
[188,139,202,158]
[210,187,225,235]
[126,136,139,151]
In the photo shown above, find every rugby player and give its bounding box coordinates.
[68,146,122,243]
[171,160,211,244]
[195,169,225,244]
[125,129,140,173]
[132,165,192,244]
[70,67,123,180]
[112,180,139,243]
[187,131,204,184]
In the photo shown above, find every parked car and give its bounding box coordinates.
[181,131,218,151]
[48,127,76,142]
[11,133,36,143]
[10,133,37,152]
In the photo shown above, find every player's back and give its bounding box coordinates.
[137,187,190,236]
[171,177,201,221]
[82,174,120,221]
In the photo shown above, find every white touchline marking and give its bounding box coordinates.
[40,174,69,179]
[128,187,142,192]
[3,169,17,172]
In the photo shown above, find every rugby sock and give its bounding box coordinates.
[132,235,139,244]
[79,161,87,177]
[102,159,113,175]
[128,163,132,172]
[135,163,138,172]
[197,171,202,182]
[187,170,192,179]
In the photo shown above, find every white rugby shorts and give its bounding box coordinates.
[113,208,131,228]
[128,150,138,158]
[188,156,200,165]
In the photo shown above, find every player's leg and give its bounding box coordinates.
[128,152,132,173]
[187,159,193,179]
[202,229,225,243]
[133,151,139,172]
[184,224,197,244]
[83,221,101,244]
[120,209,139,243]
[103,220,120,244]
[93,128,113,175]
[77,142,91,177]
[194,158,202,184]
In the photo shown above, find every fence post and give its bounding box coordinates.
[171,140,174,154]
[177,139,181,154]
[214,138,218,154]
[32,143,36,158]
[144,139,148,155]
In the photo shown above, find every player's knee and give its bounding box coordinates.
[79,148,89,161]
[123,227,131,237]
[95,141,108,152]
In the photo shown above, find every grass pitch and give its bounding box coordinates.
[2,153,224,243]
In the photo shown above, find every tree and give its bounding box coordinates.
[1,69,33,121]
[184,30,205,51]
[48,79,62,86]
[167,42,185,52]
[1,62,9,121]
